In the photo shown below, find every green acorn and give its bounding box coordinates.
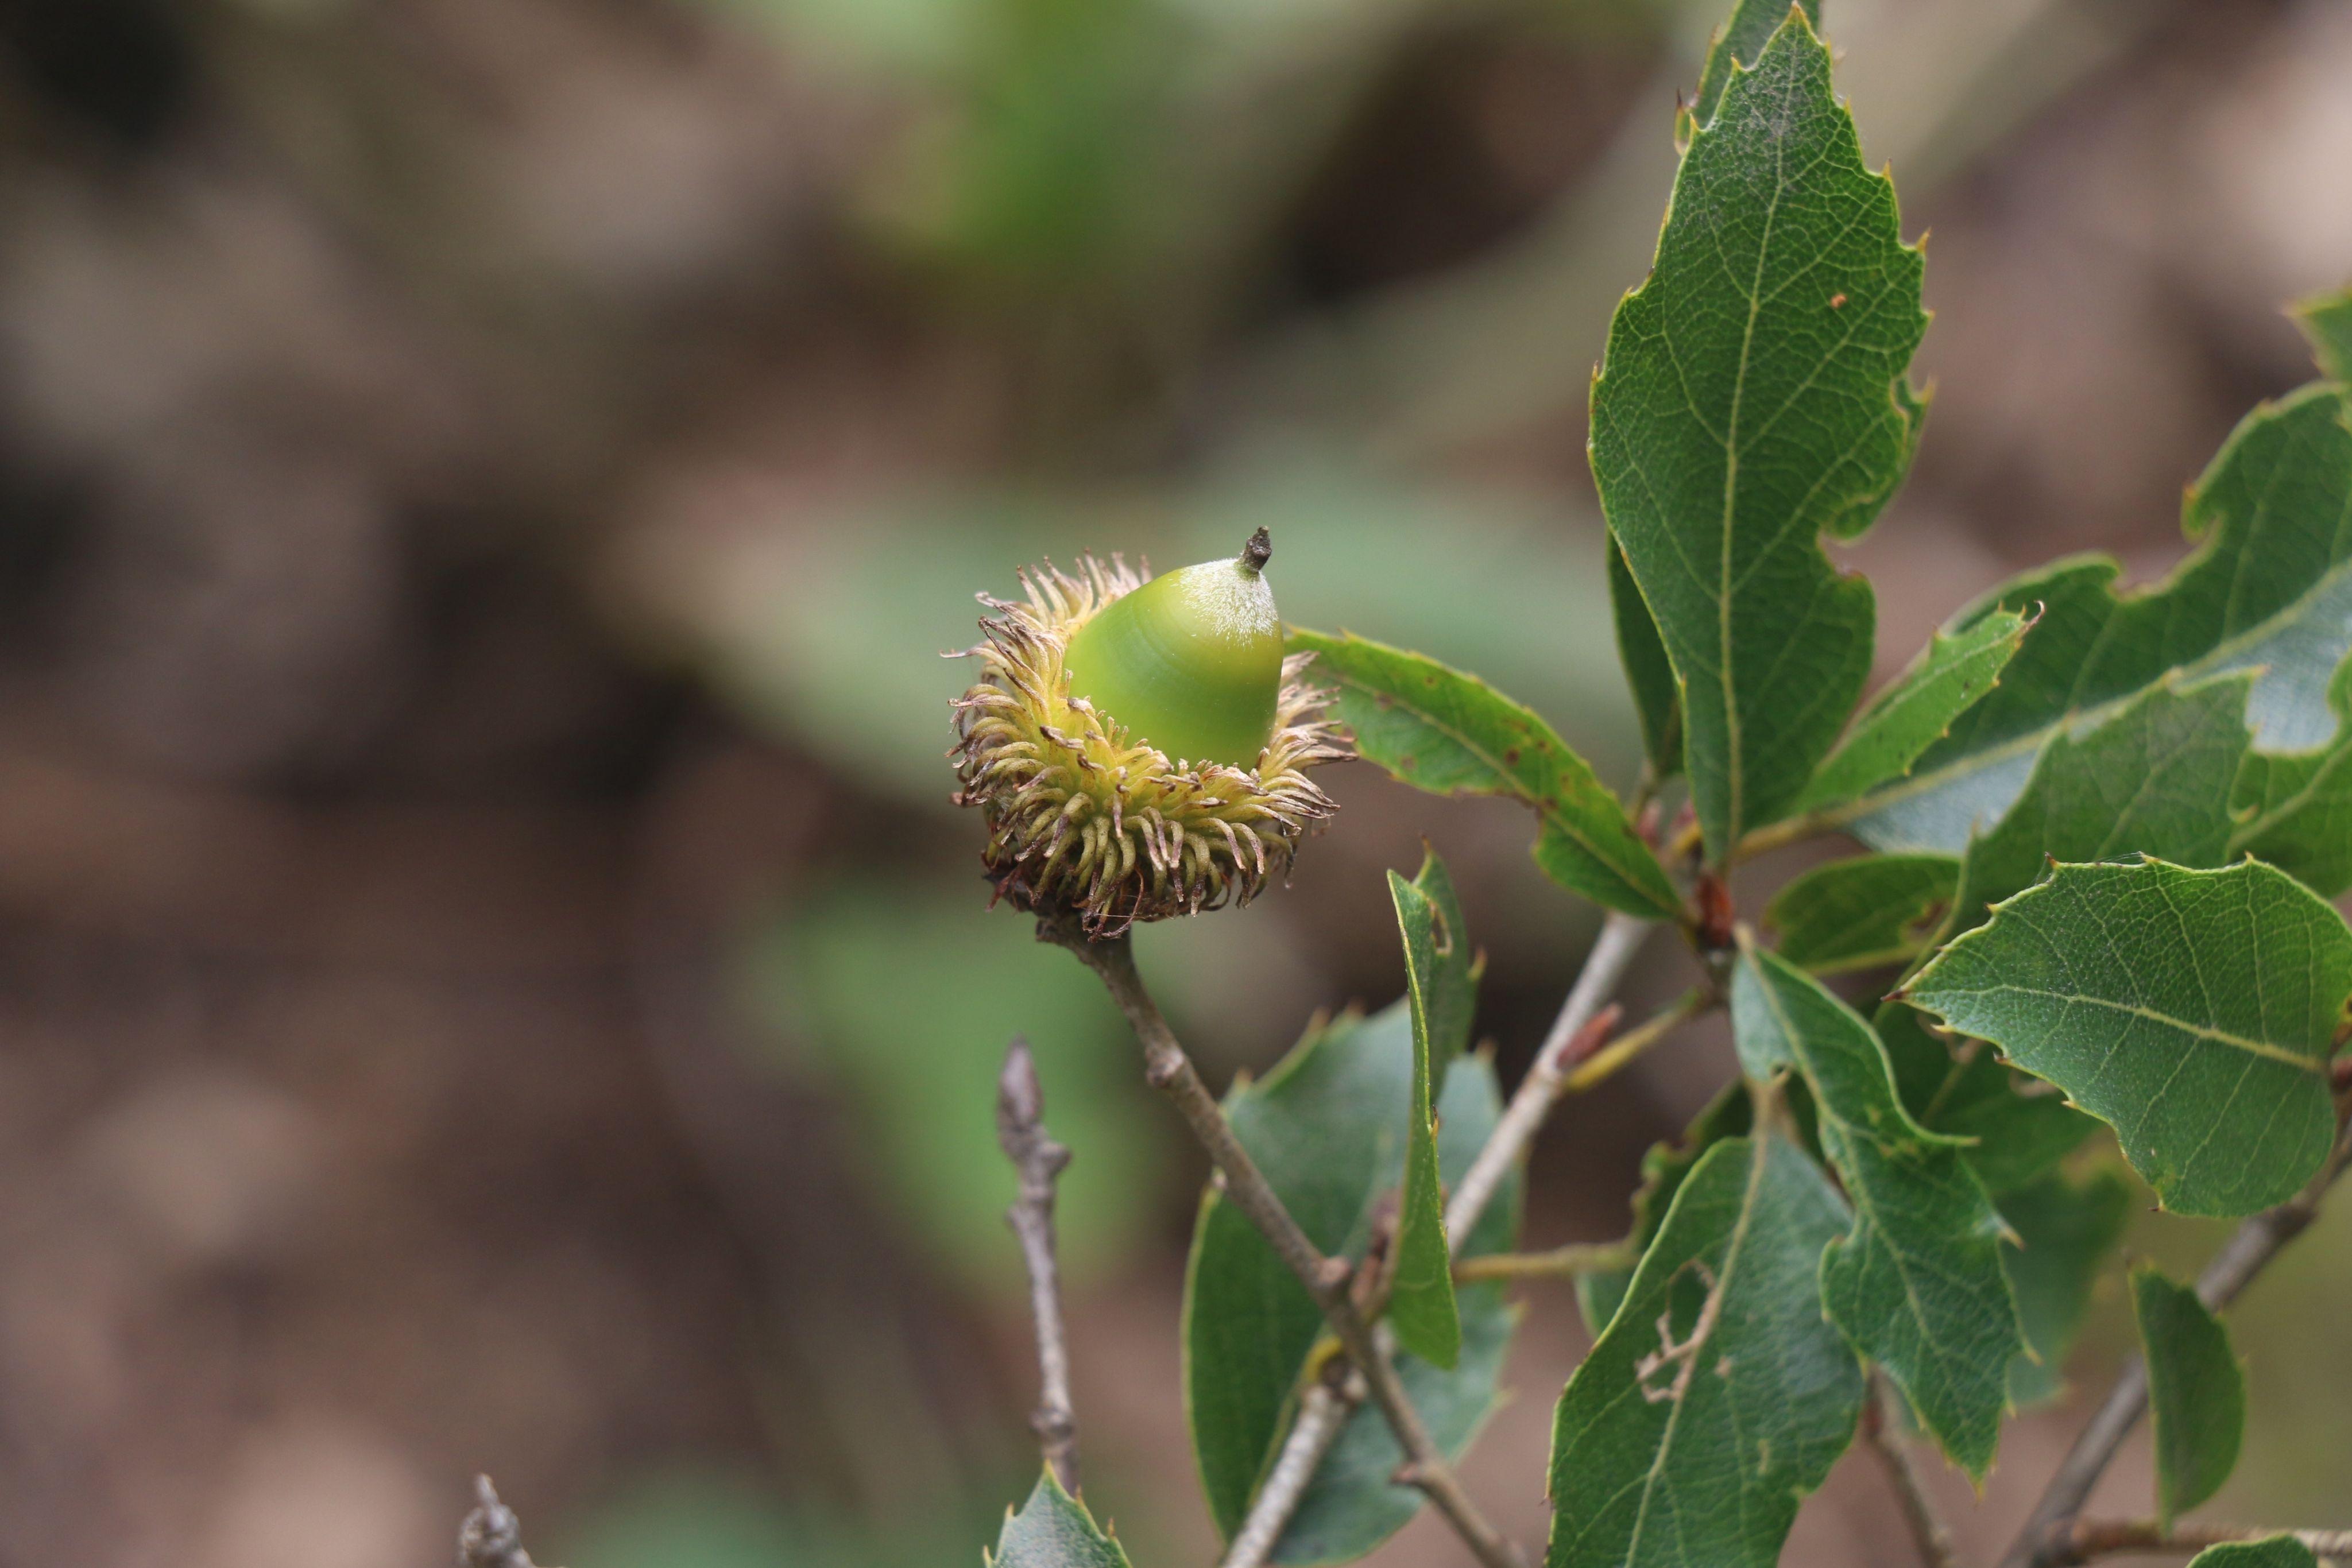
[950,531,1344,936]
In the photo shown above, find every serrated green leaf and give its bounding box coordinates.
[1689,0,1820,128]
[1386,865,1463,1370]
[1767,853,1958,975]
[1877,1001,2096,1197]
[2297,284,2352,384]
[1905,858,2352,1217]
[2184,1539,2320,1568]
[2133,1267,2246,1530]
[2000,1170,2130,1406]
[1800,611,2030,814]
[2230,653,2352,898]
[1546,1132,1859,1568]
[1286,629,1681,917]
[1593,10,1928,863]
[1944,672,2252,944]
[1844,384,2352,852]
[1576,1079,1754,1335]
[1608,535,1682,782]
[1733,944,2021,1476]
[1181,1002,1520,1562]
[989,1469,1133,1568]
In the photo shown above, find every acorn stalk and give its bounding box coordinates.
[950,531,1346,936]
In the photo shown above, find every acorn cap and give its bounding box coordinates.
[950,535,1346,937]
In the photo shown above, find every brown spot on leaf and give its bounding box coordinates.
[1504,748,1521,765]
[1829,292,1847,308]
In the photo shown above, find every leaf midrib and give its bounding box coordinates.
[1924,984,2324,1073]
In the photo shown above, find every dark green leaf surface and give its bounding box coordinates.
[1734,945,2021,1476]
[2230,655,2352,898]
[1546,1133,1860,1568]
[1576,1081,1754,1335]
[1287,629,1681,916]
[2000,1170,2130,1406]
[1182,1002,1521,1562]
[1608,535,1682,781]
[1906,858,2352,1217]
[1844,383,2352,851]
[989,1470,1133,1568]
[1800,610,2030,813]
[2134,1267,2245,1529]
[2299,284,2352,383]
[1767,853,1958,974]
[1944,673,2252,946]
[2183,1540,2319,1568]
[1877,1002,2096,1197]
[1690,0,1820,127]
[1593,11,1928,862]
[1386,865,1463,1370]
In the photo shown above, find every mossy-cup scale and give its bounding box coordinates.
[951,531,1345,936]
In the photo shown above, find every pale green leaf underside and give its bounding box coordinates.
[2298,282,2352,383]
[2230,653,2352,897]
[1183,1001,1519,1562]
[1546,1133,1860,1568]
[1845,382,2352,853]
[1386,867,1463,1370]
[2001,1170,2129,1406]
[989,1470,1134,1568]
[1800,609,2029,812]
[2133,1266,2245,1530]
[1733,945,2021,1476]
[1594,10,1928,862]
[1286,629,1681,918]
[1905,858,2352,1217]
[1767,852,1957,974]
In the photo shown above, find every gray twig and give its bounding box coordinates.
[1221,1368,1362,1568]
[997,1036,1081,1494]
[459,1476,542,1568]
[1047,921,1525,1568]
[2005,1115,2352,1568]
[1864,1373,1959,1568]
[2065,1519,2352,1562]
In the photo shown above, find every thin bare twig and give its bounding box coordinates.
[2005,1115,2352,1568]
[1445,912,1653,1238]
[997,1036,1081,1494]
[2064,1520,2352,1562]
[1046,920,1525,1568]
[1863,1373,1960,1568]
[459,1476,543,1568]
[1220,1367,1364,1568]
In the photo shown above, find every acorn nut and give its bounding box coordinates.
[950,530,1347,936]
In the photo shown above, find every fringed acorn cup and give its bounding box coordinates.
[950,529,1347,938]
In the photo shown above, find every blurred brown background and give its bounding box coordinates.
[0,0,2345,1563]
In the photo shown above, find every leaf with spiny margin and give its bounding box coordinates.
[1387,864,1463,1369]
[1182,1002,1521,1563]
[1842,381,2352,853]
[2184,1540,2320,1568]
[1767,853,1958,975]
[1545,1133,1861,1568]
[1608,536,1682,782]
[2001,1169,2130,1406]
[988,1469,1133,1568]
[2299,284,2352,383]
[1688,0,1821,130]
[1800,610,2031,813]
[1286,629,1682,917]
[1877,1001,2096,1197]
[2134,1266,2246,1530]
[1576,1080,1754,1335]
[2231,653,2352,898]
[1732,943,2022,1477]
[1944,672,2253,946]
[1905,858,2352,1217]
[1592,10,1928,863]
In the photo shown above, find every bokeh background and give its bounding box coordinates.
[0,0,2346,1562]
